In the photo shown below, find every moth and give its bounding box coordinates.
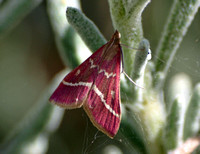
[50,30,133,138]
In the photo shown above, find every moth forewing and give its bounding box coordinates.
[50,31,122,138]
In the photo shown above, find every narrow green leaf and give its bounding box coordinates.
[163,97,183,150]
[66,7,106,52]
[192,144,200,154]
[130,39,151,102]
[0,0,42,38]
[154,0,200,88]
[183,83,200,140]
[47,0,81,68]
[132,39,151,79]
[0,69,66,154]
[120,111,148,154]
[167,73,192,111]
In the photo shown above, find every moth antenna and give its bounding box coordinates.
[122,70,144,89]
[120,45,144,89]
[121,43,144,51]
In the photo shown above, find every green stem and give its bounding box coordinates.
[108,0,150,76]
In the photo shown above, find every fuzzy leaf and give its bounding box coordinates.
[0,70,66,154]
[154,0,200,88]
[163,97,183,150]
[183,83,200,140]
[0,0,42,38]
[66,7,106,52]
[47,0,81,68]
[120,111,148,154]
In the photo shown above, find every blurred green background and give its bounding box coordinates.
[0,0,200,153]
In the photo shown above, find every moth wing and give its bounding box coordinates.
[49,45,107,109]
[83,46,121,138]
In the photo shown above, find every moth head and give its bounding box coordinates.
[112,30,121,44]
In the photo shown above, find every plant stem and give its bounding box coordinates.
[108,0,150,76]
